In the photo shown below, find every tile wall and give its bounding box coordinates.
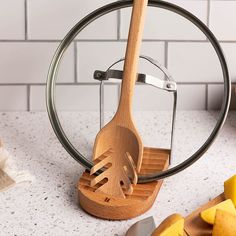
[0,0,235,111]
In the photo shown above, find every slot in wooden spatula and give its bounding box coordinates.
[90,0,148,198]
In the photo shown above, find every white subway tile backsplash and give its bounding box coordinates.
[167,0,208,22]
[168,42,223,83]
[139,42,165,78]
[103,84,119,111]
[31,85,99,111]
[133,84,206,111]
[30,84,118,111]
[28,0,117,40]
[208,84,224,110]
[0,86,27,111]
[30,86,45,110]
[76,42,165,83]
[133,84,173,111]
[0,1,234,111]
[221,43,236,83]
[210,1,236,41]
[32,83,206,111]
[77,42,125,83]
[177,84,206,110]
[0,0,25,39]
[232,85,236,110]
[0,42,74,84]
[208,84,236,110]
[120,0,207,40]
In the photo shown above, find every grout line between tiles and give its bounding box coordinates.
[206,0,211,28]
[118,83,121,103]
[0,83,100,86]
[74,41,78,83]
[117,10,121,40]
[0,84,31,86]
[0,82,229,86]
[2,39,235,43]
[164,41,168,68]
[206,84,209,110]
[173,82,224,85]
[24,0,28,40]
[0,40,61,43]
[164,41,168,80]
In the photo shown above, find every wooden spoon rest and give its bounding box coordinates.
[78,147,169,220]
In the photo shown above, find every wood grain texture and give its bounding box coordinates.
[78,147,169,220]
[92,1,148,198]
[184,193,225,236]
[118,0,148,117]
[90,148,138,198]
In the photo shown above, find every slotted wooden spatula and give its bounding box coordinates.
[90,0,148,198]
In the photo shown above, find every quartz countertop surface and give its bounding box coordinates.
[0,111,236,236]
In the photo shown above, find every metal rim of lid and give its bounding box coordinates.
[46,0,231,183]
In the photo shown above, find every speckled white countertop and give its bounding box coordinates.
[0,111,236,236]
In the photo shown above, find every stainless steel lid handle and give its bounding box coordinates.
[95,55,177,165]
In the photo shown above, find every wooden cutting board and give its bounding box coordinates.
[184,193,225,236]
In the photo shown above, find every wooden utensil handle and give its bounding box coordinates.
[117,0,148,116]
